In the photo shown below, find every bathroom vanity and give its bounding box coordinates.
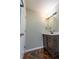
[43,33,59,59]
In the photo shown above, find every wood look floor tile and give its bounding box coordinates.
[23,48,53,59]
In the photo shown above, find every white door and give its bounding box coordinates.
[20,6,26,59]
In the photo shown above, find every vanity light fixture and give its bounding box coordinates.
[46,12,57,20]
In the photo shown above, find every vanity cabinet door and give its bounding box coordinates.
[47,36,54,49]
[43,35,48,50]
[47,35,59,50]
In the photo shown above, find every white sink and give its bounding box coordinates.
[43,32,59,35]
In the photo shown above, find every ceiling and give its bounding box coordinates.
[26,0,58,11]
[25,0,58,18]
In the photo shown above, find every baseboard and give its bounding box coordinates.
[25,46,43,52]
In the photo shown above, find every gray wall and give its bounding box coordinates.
[25,9,43,50]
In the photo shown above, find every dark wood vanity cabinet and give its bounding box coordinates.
[43,34,59,59]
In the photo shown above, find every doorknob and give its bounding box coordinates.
[20,33,24,37]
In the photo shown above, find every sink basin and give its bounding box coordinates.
[43,32,59,35]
